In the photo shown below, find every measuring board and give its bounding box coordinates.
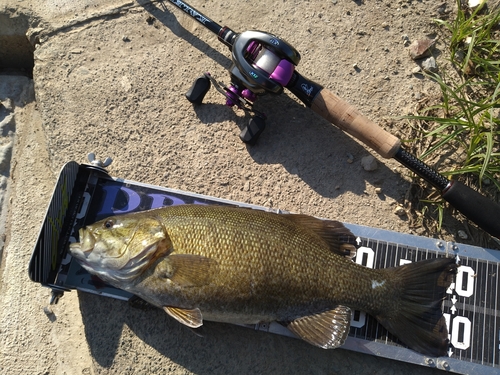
[29,161,500,374]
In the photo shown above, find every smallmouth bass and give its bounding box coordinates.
[69,204,457,356]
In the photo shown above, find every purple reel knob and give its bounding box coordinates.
[241,89,257,102]
[225,85,240,107]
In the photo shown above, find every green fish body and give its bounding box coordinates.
[70,204,457,356]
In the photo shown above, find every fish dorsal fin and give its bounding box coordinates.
[286,305,352,349]
[155,254,218,287]
[164,306,203,328]
[284,214,357,258]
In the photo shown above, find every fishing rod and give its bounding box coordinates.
[165,0,500,238]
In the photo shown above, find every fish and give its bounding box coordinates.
[69,204,457,356]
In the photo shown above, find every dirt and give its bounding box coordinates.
[0,0,493,374]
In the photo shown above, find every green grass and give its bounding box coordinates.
[403,0,500,233]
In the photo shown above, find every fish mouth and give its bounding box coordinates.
[69,228,96,260]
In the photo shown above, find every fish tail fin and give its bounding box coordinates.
[376,257,457,357]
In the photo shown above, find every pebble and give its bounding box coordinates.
[346,153,354,164]
[375,187,383,194]
[421,56,438,72]
[361,155,378,171]
[411,66,422,74]
[469,0,486,8]
[458,230,468,240]
[401,34,410,46]
[394,206,406,216]
[454,49,465,62]
[408,38,435,60]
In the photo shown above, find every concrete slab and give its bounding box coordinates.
[0,0,468,374]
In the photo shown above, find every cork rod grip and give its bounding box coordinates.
[311,88,401,159]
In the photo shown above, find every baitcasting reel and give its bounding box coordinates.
[185,30,301,145]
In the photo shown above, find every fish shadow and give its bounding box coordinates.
[78,292,441,375]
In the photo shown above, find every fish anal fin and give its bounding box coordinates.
[155,254,218,287]
[284,215,357,258]
[164,306,203,328]
[287,305,352,349]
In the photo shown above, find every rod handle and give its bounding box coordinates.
[310,88,401,159]
[442,180,500,238]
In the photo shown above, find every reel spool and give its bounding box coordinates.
[230,30,301,94]
[185,30,300,144]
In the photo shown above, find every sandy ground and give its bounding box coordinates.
[0,0,488,374]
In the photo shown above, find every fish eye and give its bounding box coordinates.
[103,219,115,229]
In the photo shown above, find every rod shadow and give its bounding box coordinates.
[138,0,406,200]
[190,89,404,200]
[137,0,233,70]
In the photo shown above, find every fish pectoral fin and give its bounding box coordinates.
[287,305,352,349]
[164,306,203,328]
[283,215,357,258]
[155,254,218,287]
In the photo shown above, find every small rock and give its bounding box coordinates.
[361,155,378,171]
[402,34,410,46]
[454,49,465,62]
[346,153,354,164]
[335,185,341,190]
[421,56,438,73]
[411,66,422,74]
[436,4,447,14]
[394,206,406,216]
[122,35,130,42]
[375,187,383,194]
[469,0,486,8]
[408,37,436,60]
[458,230,468,240]
[243,181,250,191]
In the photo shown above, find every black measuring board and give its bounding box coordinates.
[29,162,500,374]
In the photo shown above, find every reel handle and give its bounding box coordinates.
[185,74,211,105]
[240,115,266,145]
